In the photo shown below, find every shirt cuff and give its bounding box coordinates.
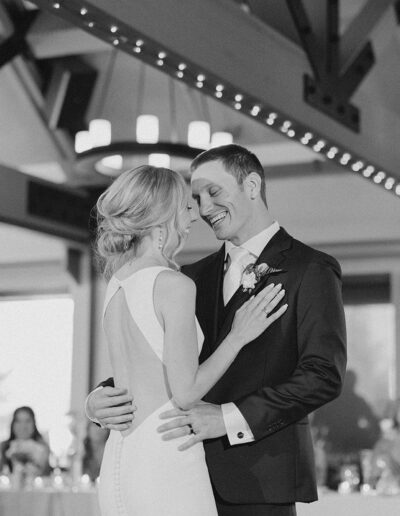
[221,402,255,445]
[85,386,104,425]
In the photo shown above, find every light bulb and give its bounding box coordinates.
[74,130,92,153]
[136,115,159,143]
[148,154,171,168]
[187,121,210,148]
[89,119,111,147]
[210,132,233,147]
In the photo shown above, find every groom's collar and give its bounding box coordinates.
[224,221,280,260]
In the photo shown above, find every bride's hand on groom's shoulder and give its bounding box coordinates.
[157,403,226,450]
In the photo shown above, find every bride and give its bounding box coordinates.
[95,165,287,516]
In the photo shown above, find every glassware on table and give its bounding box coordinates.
[0,470,11,490]
[338,463,361,494]
[360,449,376,494]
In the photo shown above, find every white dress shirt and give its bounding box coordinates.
[221,221,280,445]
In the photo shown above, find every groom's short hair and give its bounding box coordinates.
[190,144,267,206]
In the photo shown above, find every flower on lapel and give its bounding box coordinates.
[240,263,283,293]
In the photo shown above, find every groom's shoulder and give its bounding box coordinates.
[181,249,221,281]
[289,235,341,276]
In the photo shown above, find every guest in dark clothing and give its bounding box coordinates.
[312,370,380,454]
[312,370,380,488]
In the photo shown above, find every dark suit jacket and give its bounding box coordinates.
[99,228,346,505]
[180,228,347,504]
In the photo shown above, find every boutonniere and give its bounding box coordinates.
[241,263,283,293]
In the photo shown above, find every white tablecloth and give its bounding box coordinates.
[297,492,400,516]
[1,489,400,516]
[0,489,100,516]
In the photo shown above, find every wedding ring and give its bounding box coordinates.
[188,424,195,435]
[263,306,269,316]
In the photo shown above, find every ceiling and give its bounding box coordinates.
[0,0,398,191]
[0,0,399,256]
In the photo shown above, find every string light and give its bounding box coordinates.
[340,153,352,165]
[110,25,118,33]
[300,132,313,145]
[363,166,375,177]
[265,113,277,126]
[327,146,338,159]
[251,105,260,116]
[385,178,395,190]
[80,7,87,15]
[313,140,326,152]
[373,171,386,184]
[351,161,364,172]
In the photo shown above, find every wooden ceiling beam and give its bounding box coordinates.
[340,0,396,74]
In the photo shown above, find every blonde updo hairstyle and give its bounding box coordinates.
[96,165,188,281]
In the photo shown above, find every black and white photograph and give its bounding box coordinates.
[0,1,399,515]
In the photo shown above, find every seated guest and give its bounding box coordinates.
[312,370,380,455]
[0,406,50,476]
[82,422,109,481]
[312,370,380,489]
[371,399,400,486]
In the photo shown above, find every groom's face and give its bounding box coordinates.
[191,160,253,245]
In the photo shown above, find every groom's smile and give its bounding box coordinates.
[209,211,228,228]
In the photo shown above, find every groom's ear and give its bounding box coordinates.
[244,172,262,199]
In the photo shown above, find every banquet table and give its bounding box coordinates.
[296,491,400,516]
[0,488,100,516]
[1,489,400,516]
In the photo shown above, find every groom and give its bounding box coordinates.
[87,144,346,515]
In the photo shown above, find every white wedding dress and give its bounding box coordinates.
[98,266,218,516]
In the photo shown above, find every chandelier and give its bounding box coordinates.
[74,50,233,181]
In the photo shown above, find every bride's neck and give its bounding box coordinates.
[127,238,168,267]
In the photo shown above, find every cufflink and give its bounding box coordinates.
[237,432,244,439]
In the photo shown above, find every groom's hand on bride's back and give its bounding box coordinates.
[86,386,136,431]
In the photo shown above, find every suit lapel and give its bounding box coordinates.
[217,228,292,347]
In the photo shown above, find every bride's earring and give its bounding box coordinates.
[158,230,163,250]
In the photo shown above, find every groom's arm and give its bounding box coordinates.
[158,254,346,447]
[85,378,136,430]
[234,254,346,440]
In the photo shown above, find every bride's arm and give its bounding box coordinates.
[156,270,285,410]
